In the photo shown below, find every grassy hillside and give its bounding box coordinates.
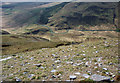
[2,2,66,28]
[2,2,118,30]
[47,2,118,30]
[2,35,72,55]
[2,33,119,81]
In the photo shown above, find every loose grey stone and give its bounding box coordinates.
[74,72,81,75]
[33,64,41,67]
[94,66,98,69]
[103,68,108,71]
[83,58,86,60]
[51,70,57,73]
[76,54,80,56]
[57,65,61,68]
[15,77,22,82]
[105,72,109,75]
[90,74,111,81]
[118,71,120,74]
[66,61,73,64]
[40,66,44,69]
[28,74,34,78]
[66,80,71,81]
[20,56,23,59]
[23,72,27,74]
[82,54,86,56]
[49,79,52,81]
[95,51,99,53]
[0,57,12,61]
[98,63,102,67]
[98,58,101,62]
[30,57,34,60]
[20,63,24,66]
[9,74,13,76]
[85,62,89,66]
[69,75,77,80]
[112,75,115,78]
[109,62,113,65]
[55,60,61,63]
[87,71,92,75]
[82,74,90,78]
[94,46,96,48]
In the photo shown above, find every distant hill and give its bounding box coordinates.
[47,2,118,30]
[2,2,118,31]
[2,2,63,28]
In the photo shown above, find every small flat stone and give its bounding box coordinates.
[76,54,80,56]
[9,74,13,76]
[98,58,101,62]
[51,54,56,57]
[40,66,44,69]
[85,62,89,66]
[33,64,41,67]
[95,51,99,53]
[20,56,23,59]
[69,75,77,80]
[105,72,109,75]
[83,58,86,60]
[82,74,90,78]
[94,66,98,69]
[109,62,113,65]
[0,57,12,61]
[54,60,61,63]
[23,72,27,74]
[74,72,81,75]
[57,65,61,68]
[15,77,22,82]
[98,63,102,67]
[66,80,71,81]
[30,57,34,60]
[49,79,52,81]
[28,74,34,78]
[94,46,96,48]
[103,68,108,71]
[51,70,57,73]
[87,71,92,75]
[66,61,73,64]
[97,71,100,73]
[90,74,111,81]
[82,54,86,56]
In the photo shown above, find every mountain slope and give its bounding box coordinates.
[2,2,118,31]
[2,2,66,28]
[47,2,118,30]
